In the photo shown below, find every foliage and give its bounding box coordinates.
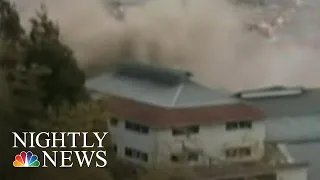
[0,0,25,42]
[31,101,108,132]
[0,1,89,118]
[0,68,16,177]
[0,1,93,178]
[25,6,88,107]
[25,101,114,180]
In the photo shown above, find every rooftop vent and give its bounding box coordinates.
[114,62,193,86]
[234,86,305,99]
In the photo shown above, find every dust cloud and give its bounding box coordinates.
[10,0,320,91]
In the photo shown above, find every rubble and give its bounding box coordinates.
[246,0,303,39]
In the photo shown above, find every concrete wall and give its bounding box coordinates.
[155,120,265,165]
[108,118,157,165]
[108,117,308,180]
[277,167,308,180]
[108,118,266,166]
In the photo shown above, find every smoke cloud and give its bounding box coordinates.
[10,0,320,91]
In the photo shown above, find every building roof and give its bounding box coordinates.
[86,62,240,108]
[194,162,307,179]
[193,142,308,179]
[286,142,320,180]
[234,86,320,117]
[233,85,320,143]
[266,114,320,143]
[107,96,265,128]
[106,0,150,6]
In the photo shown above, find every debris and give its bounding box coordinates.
[295,0,303,7]
[108,0,125,21]
[246,0,302,39]
[247,20,275,38]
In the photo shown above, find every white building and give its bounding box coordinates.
[86,62,308,180]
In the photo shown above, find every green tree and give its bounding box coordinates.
[24,6,88,108]
[0,0,24,43]
[0,68,15,177]
[32,101,108,132]
[29,101,114,180]
[1,0,89,110]
[8,64,51,122]
[0,37,49,128]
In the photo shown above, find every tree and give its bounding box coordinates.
[1,0,89,111]
[30,101,111,158]
[0,1,196,180]
[26,101,114,180]
[0,35,50,127]
[0,67,16,178]
[8,64,51,123]
[24,6,89,108]
[31,101,108,131]
[0,0,24,43]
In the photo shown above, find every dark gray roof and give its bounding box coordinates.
[114,62,193,86]
[106,0,150,6]
[85,63,239,108]
[236,86,320,145]
[266,114,320,142]
[286,142,320,180]
[234,86,320,117]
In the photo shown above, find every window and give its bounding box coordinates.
[226,122,238,130]
[110,117,118,126]
[225,149,237,158]
[172,125,199,136]
[172,128,186,136]
[141,126,149,134]
[238,147,251,157]
[141,153,148,162]
[170,152,199,162]
[188,152,199,161]
[125,121,149,134]
[124,147,148,162]
[225,147,252,159]
[188,126,199,133]
[125,122,133,129]
[226,121,252,131]
[125,147,132,157]
[171,155,179,162]
[239,121,252,129]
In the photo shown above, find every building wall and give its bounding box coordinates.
[108,119,158,165]
[276,167,308,180]
[155,120,266,165]
[108,117,265,166]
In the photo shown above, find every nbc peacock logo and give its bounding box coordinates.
[13,151,40,167]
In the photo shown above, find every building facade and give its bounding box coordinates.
[107,102,265,166]
[86,62,309,180]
